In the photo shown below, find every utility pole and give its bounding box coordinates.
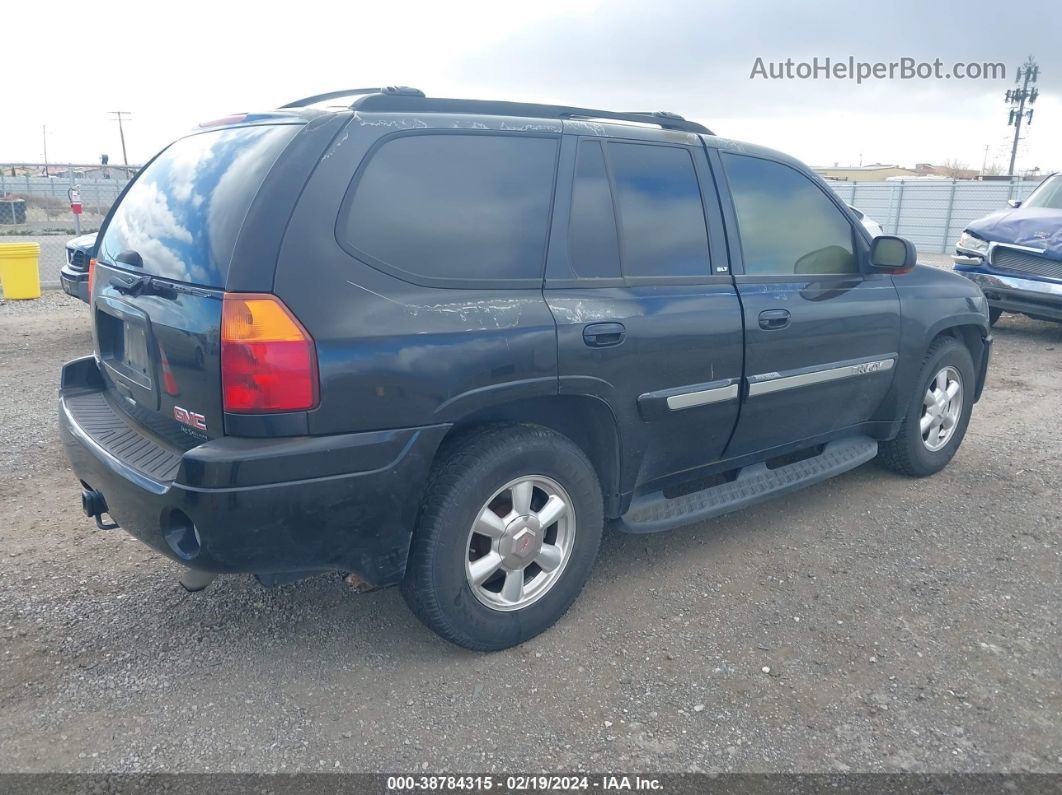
[980,144,990,178]
[42,124,49,177]
[1005,57,1039,177]
[109,111,132,176]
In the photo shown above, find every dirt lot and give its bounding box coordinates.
[0,285,1059,774]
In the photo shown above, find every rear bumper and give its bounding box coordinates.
[60,265,89,303]
[58,356,449,586]
[954,266,1062,322]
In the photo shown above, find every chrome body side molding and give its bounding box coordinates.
[637,378,740,420]
[666,383,740,410]
[748,356,896,397]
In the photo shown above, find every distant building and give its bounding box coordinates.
[51,166,119,180]
[914,163,979,180]
[813,164,917,182]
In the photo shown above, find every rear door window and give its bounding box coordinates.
[99,124,301,287]
[338,133,559,285]
[607,142,711,279]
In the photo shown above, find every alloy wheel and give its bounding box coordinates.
[464,476,576,612]
[920,366,963,452]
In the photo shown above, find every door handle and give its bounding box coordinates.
[758,309,791,330]
[582,322,626,347]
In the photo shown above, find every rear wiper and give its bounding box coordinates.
[113,274,177,299]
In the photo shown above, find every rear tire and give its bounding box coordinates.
[401,424,603,651]
[878,337,975,477]
[988,307,1003,326]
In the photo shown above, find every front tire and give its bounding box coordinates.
[401,425,603,651]
[878,337,975,477]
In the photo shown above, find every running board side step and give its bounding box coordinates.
[616,436,878,534]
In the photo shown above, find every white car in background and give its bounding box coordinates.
[848,205,884,237]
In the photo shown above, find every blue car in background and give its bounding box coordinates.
[953,172,1062,325]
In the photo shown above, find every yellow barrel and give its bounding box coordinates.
[0,242,42,300]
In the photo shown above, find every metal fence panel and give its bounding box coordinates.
[1,162,136,286]
[826,178,1043,253]
[0,174,131,219]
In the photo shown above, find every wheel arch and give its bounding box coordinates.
[923,315,988,368]
[872,315,989,427]
[434,395,624,518]
[924,319,990,400]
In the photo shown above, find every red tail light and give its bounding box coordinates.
[221,294,318,413]
[87,258,97,297]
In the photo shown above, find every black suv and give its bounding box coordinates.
[60,88,992,650]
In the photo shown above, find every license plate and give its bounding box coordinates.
[97,302,154,393]
[121,321,151,382]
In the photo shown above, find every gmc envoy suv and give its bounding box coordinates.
[60,87,992,650]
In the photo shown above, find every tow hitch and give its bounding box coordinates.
[81,489,118,530]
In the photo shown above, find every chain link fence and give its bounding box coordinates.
[1,163,135,287]
[1,163,134,232]
[0,160,1047,288]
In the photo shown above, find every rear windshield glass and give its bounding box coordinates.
[99,124,300,287]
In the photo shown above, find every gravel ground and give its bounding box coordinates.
[0,277,1059,774]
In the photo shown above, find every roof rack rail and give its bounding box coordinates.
[564,109,711,134]
[626,111,686,121]
[279,86,424,109]
[349,93,713,135]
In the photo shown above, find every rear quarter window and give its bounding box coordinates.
[99,124,301,287]
[337,133,559,285]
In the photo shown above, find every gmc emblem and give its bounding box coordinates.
[173,406,207,431]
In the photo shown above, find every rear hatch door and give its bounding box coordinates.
[91,123,302,449]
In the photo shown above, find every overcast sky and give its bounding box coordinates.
[5,0,1061,173]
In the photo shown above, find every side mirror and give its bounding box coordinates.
[869,235,916,274]
[1007,199,1022,208]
